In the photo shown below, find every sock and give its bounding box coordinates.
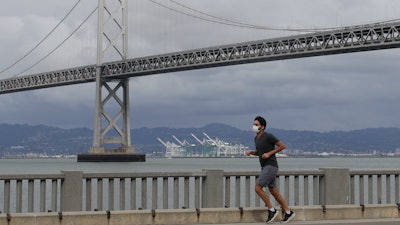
[269,207,275,212]
[286,210,291,214]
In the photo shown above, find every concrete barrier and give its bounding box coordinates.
[0,204,398,225]
[2,169,400,213]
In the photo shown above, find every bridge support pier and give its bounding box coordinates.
[78,68,145,162]
[78,0,145,162]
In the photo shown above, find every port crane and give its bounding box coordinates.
[157,138,185,158]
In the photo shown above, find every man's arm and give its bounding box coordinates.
[261,141,286,159]
[245,150,258,156]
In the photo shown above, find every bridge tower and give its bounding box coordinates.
[78,0,145,162]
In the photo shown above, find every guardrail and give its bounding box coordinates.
[0,169,399,213]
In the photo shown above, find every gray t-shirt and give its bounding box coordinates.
[254,132,279,168]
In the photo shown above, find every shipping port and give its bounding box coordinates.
[157,132,249,158]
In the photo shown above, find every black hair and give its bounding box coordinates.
[254,116,267,128]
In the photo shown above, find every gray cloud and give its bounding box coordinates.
[1,0,400,132]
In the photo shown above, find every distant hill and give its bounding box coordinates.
[0,123,399,157]
[0,123,92,157]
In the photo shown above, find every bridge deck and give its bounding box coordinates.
[1,21,399,94]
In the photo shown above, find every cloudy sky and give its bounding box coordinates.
[0,0,399,132]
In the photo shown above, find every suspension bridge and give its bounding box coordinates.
[0,1,399,161]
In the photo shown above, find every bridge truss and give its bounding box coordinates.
[90,0,132,153]
[1,21,399,94]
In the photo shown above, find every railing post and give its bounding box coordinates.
[202,169,224,208]
[61,171,83,211]
[319,168,350,205]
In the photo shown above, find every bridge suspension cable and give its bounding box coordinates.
[150,0,400,33]
[0,0,82,75]
[13,6,98,78]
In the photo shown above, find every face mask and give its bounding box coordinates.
[252,125,260,133]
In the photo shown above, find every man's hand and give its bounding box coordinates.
[245,150,252,156]
[262,152,271,159]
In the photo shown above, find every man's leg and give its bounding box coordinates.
[256,165,277,209]
[268,186,290,212]
[269,187,296,223]
[255,183,273,208]
[255,183,279,223]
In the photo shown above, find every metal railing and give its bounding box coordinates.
[0,169,399,213]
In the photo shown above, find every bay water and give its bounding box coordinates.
[0,157,398,174]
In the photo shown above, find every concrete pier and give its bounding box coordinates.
[77,153,145,162]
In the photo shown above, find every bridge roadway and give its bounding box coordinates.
[190,218,400,225]
[1,21,400,94]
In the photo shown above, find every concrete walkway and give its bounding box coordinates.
[188,218,400,225]
[1,205,397,225]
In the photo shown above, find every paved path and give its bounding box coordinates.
[183,218,400,225]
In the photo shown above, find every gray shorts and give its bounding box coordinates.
[256,165,278,188]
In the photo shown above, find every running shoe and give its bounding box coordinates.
[281,210,295,223]
[266,208,278,223]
